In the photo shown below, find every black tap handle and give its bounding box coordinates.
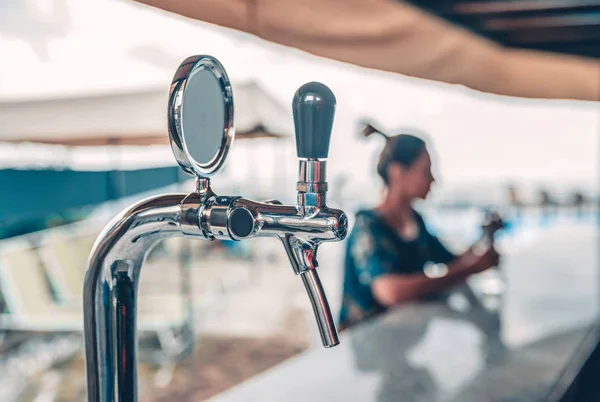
[292,82,336,159]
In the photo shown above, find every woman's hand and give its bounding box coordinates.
[462,246,501,274]
[372,246,501,306]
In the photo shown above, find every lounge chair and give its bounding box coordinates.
[0,239,193,362]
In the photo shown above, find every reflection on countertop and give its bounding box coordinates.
[209,298,598,402]
[210,223,599,402]
[351,301,597,402]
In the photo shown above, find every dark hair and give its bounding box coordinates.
[362,123,426,184]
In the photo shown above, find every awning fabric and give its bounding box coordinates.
[0,81,291,145]
[133,0,600,102]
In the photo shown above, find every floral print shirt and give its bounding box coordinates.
[338,209,455,331]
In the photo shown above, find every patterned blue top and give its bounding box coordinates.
[338,209,456,331]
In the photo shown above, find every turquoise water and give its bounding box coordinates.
[422,207,599,253]
[0,167,187,239]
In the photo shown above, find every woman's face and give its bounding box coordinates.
[388,149,435,200]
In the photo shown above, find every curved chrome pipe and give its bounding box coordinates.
[83,187,348,402]
[301,267,339,347]
[83,194,187,402]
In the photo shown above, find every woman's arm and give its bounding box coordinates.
[372,247,498,306]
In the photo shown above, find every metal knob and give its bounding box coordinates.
[228,207,255,238]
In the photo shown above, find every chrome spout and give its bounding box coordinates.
[218,196,347,348]
[301,270,339,347]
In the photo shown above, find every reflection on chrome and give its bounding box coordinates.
[82,56,347,402]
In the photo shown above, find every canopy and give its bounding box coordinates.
[0,0,294,145]
[0,81,291,145]
[134,0,600,102]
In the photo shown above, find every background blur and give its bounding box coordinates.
[0,0,598,401]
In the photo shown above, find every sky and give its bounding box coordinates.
[1,0,598,205]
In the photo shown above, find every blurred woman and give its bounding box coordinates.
[338,124,500,331]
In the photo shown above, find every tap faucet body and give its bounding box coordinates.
[82,56,347,402]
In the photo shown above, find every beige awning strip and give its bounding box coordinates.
[134,0,600,101]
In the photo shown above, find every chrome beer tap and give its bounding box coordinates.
[82,55,348,402]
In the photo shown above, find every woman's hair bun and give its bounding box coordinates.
[361,122,388,141]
